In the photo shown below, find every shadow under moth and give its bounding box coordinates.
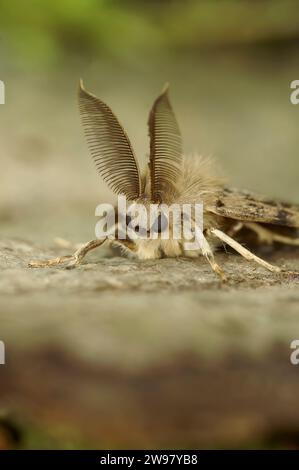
[29,81,299,281]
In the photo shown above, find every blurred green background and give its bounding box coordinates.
[2,0,299,66]
[1,0,299,243]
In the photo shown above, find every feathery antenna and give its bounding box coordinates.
[78,80,141,200]
[148,84,182,202]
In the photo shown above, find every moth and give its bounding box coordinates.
[29,81,299,280]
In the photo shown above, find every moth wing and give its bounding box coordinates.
[207,187,299,228]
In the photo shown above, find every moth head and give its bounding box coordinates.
[78,80,183,258]
[111,201,183,259]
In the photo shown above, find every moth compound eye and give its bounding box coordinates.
[151,213,168,233]
[126,215,132,226]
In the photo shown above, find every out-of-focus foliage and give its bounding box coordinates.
[1,0,299,67]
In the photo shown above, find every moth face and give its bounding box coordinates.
[111,203,184,259]
[125,207,169,237]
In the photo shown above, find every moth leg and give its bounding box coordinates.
[200,233,227,281]
[227,221,244,238]
[245,222,299,246]
[28,239,106,269]
[28,254,74,268]
[65,239,107,269]
[210,228,281,273]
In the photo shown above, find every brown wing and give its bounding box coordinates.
[207,187,299,228]
[78,80,141,200]
[148,84,182,202]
